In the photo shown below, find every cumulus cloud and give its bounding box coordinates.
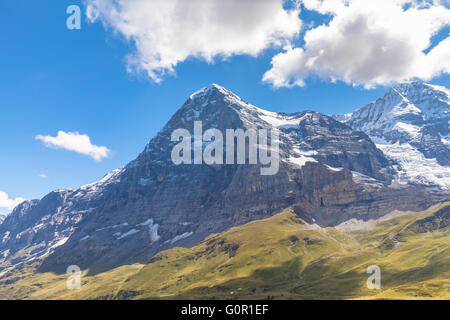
[85,0,302,82]
[301,0,348,14]
[0,191,25,211]
[35,131,110,162]
[263,0,450,88]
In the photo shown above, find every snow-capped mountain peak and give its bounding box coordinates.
[392,81,449,119]
[337,81,450,192]
[188,83,251,110]
[189,83,230,99]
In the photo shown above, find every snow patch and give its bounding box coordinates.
[326,165,343,172]
[165,232,193,244]
[351,171,376,180]
[117,229,140,240]
[441,133,450,146]
[50,237,69,249]
[138,219,160,243]
[258,110,301,129]
[288,156,315,168]
[393,122,421,140]
[96,222,129,232]
[376,142,450,191]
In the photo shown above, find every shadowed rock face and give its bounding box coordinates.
[0,84,439,275]
[293,111,394,182]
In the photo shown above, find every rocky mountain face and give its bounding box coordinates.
[336,81,450,193]
[0,84,438,276]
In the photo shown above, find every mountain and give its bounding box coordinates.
[0,216,4,225]
[1,202,448,300]
[0,84,438,278]
[336,81,450,193]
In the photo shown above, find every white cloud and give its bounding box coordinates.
[301,0,348,14]
[35,131,111,162]
[85,0,302,82]
[39,173,48,179]
[263,0,450,88]
[0,191,25,211]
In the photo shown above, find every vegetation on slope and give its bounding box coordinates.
[0,202,448,300]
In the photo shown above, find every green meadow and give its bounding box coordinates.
[0,202,448,300]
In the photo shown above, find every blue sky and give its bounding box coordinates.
[0,0,449,214]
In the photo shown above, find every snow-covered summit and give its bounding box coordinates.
[347,81,448,140]
[189,83,231,100]
[337,81,450,192]
[187,83,265,115]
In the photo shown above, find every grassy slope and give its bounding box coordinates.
[0,202,448,300]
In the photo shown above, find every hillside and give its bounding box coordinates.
[1,202,448,300]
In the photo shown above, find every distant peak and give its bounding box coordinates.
[300,110,320,116]
[393,80,425,90]
[392,80,449,93]
[391,80,449,99]
[395,79,425,86]
[297,110,334,120]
